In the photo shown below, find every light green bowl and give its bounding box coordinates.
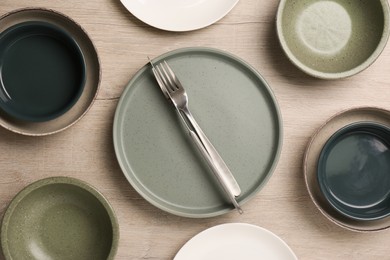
[276,0,390,79]
[1,177,119,260]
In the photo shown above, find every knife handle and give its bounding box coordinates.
[181,107,242,197]
[188,130,243,214]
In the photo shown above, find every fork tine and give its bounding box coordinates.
[155,66,169,90]
[148,57,170,99]
[162,61,180,90]
[158,62,177,92]
[152,67,170,99]
[156,64,175,93]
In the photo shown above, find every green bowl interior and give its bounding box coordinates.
[1,178,117,260]
[317,122,390,221]
[277,0,389,78]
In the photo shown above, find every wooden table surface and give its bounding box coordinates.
[1,1,390,259]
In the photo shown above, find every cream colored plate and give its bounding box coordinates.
[174,223,297,260]
[304,107,390,231]
[0,8,100,136]
[120,0,239,32]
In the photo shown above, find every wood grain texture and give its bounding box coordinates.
[1,1,390,259]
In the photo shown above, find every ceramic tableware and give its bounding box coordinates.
[0,8,100,136]
[174,223,297,260]
[120,0,239,31]
[276,0,390,79]
[0,21,86,122]
[150,60,242,213]
[0,177,119,260]
[113,47,282,218]
[317,122,390,221]
[304,107,390,231]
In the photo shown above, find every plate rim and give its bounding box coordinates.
[113,47,283,218]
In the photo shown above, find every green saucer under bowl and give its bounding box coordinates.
[317,122,390,221]
[0,177,119,260]
[0,21,86,122]
[277,0,390,79]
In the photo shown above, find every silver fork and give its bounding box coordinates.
[150,59,242,213]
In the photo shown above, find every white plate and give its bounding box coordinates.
[174,223,297,260]
[120,0,239,31]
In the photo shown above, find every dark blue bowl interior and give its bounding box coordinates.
[317,122,390,221]
[0,21,86,122]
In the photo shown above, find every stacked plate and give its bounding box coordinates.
[0,8,100,136]
[304,107,390,231]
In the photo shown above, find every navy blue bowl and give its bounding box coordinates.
[317,122,390,221]
[0,21,86,122]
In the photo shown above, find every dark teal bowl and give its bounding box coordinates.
[317,122,390,221]
[0,21,86,122]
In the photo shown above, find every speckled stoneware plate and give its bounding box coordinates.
[276,0,390,79]
[0,177,119,260]
[113,47,282,218]
[0,8,100,136]
[174,223,297,260]
[120,0,239,31]
[304,107,390,231]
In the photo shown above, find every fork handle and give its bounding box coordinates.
[180,107,242,197]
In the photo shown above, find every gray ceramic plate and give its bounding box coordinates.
[304,107,390,231]
[113,47,282,218]
[0,177,119,260]
[0,8,100,136]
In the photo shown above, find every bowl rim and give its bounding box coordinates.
[317,121,390,221]
[0,176,119,260]
[276,0,390,79]
[0,20,87,122]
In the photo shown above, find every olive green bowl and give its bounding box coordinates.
[0,177,119,260]
[276,0,390,79]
